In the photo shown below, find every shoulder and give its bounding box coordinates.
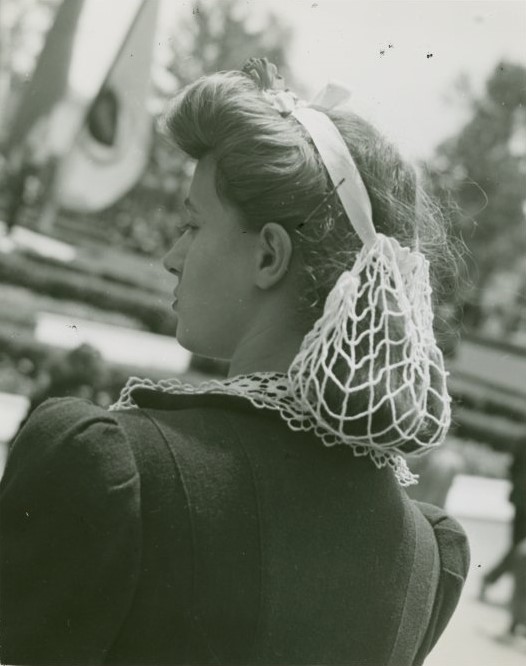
[0,398,142,664]
[415,500,470,578]
[2,397,139,514]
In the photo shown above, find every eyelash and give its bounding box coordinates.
[175,217,198,238]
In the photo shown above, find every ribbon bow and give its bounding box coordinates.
[264,80,352,116]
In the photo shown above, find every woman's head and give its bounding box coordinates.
[161,60,453,449]
[163,65,448,322]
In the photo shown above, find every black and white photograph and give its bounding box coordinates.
[0,1,525,664]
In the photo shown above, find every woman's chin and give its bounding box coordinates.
[174,323,193,353]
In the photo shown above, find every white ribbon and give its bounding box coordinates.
[260,80,377,249]
[309,81,352,109]
[292,106,377,249]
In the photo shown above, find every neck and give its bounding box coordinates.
[228,316,306,378]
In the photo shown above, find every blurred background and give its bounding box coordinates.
[0,1,525,662]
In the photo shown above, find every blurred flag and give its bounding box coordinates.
[57,0,159,211]
[6,0,159,213]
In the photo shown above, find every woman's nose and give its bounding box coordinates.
[162,239,184,275]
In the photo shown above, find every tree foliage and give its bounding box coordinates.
[166,0,294,87]
[428,61,526,337]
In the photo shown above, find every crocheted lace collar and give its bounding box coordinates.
[110,371,417,486]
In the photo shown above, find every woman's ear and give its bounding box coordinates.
[255,222,293,290]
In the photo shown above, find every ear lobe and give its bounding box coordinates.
[256,223,293,290]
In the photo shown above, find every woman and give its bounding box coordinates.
[0,59,469,665]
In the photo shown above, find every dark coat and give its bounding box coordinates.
[0,391,470,665]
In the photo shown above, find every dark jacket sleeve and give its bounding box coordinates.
[413,500,470,665]
[0,398,142,665]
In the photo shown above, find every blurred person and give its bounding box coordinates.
[36,156,61,233]
[0,59,469,665]
[481,440,526,628]
[510,537,526,637]
[32,343,106,405]
[1,146,35,235]
[481,442,526,590]
[8,344,107,450]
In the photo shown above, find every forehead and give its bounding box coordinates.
[187,155,245,229]
[188,154,222,214]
